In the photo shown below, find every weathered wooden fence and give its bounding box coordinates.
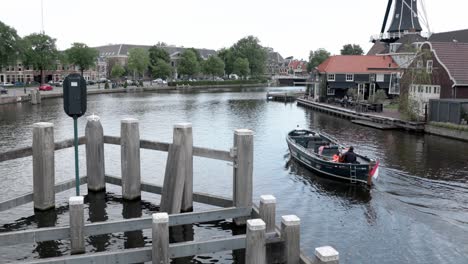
[0,116,339,263]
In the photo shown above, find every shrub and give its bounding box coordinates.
[104,82,109,89]
[123,82,128,88]
[368,90,387,104]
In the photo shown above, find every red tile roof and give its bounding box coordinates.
[430,42,468,85]
[317,55,399,73]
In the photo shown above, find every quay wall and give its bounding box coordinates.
[425,124,468,142]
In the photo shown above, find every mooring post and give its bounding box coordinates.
[152,212,169,264]
[69,196,85,254]
[36,90,41,104]
[233,129,253,225]
[314,246,339,264]
[176,123,193,212]
[246,219,266,264]
[32,122,55,210]
[259,195,276,233]
[281,215,300,264]
[86,115,105,192]
[121,118,141,200]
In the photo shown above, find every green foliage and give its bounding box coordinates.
[202,55,225,78]
[397,95,420,121]
[340,44,364,55]
[123,81,127,88]
[307,49,330,72]
[151,59,172,79]
[178,49,200,77]
[148,46,170,64]
[217,48,235,75]
[127,48,150,78]
[186,48,203,62]
[104,82,109,89]
[168,79,265,87]
[65,42,98,75]
[368,89,387,104]
[22,33,58,84]
[111,64,125,79]
[0,21,21,68]
[231,36,267,76]
[233,58,250,78]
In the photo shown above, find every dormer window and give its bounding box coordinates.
[346,74,354,82]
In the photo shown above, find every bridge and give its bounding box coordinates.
[272,75,310,86]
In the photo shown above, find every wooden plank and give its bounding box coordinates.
[103,135,120,145]
[193,146,233,161]
[0,137,85,162]
[0,177,87,213]
[0,207,250,246]
[140,139,170,151]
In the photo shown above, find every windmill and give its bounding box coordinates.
[372,0,431,43]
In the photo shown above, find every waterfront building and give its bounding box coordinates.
[314,55,400,99]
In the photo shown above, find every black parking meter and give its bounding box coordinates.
[63,73,87,117]
[63,73,87,196]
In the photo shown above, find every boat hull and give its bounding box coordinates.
[287,136,371,185]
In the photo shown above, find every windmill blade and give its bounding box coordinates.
[381,0,394,34]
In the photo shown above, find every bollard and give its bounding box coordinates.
[69,196,85,254]
[246,219,266,264]
[86,115,105,192]
[315,246,339,264]
[160,123,193,214]
[176,123,193,212]
[281,215,300,264]
[259,195,276,233]
[32,122,55,210]
[152,213,169,264]
[233,129,253,225]
[31,89,37,105]
[36,90,41,104]
[121,118,141,200]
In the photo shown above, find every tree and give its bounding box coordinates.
[0,21,21,69]
[233,58,250,78]
[340,44,364,55]
[149,46,170,65]
[186,48,203,62]
[111,64,125,80]
[65,42,99,76]
[218,48,235,75]
[151,59,172,79]
[178,49,200,78]
[22,33,58,84]
[307,48,330,72]
[127,48,149,80]
[231,36,267,76]
[202,56,225,79]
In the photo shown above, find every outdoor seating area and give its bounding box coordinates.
[328,97,383,112]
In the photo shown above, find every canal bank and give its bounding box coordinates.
[1,89,467,263]
[0,83,266,106]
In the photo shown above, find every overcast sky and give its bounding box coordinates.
[1,0,466,59]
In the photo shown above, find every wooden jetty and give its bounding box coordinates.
[267,92,305,102]
[0,116,339,264]
[297,98,425,132]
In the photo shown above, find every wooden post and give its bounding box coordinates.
[160,123,193,214]
[69,196,85,254]
[233,129,253,225]
[31,89,37,105]
[259,195,276,233]
[32,122,55,210]
[315,246,339,264]
[281,215,300,264]
[246,219,266,264]
[152,212,169,264]
[177,123,193,212]
[36,90,41,104]
[86,115,105,192]
[121,118,141,200]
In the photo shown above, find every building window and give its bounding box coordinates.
[327,74,335,81]
[416,60,423,69]
[346,74,354,81]
[376,74,384,82]
[327,87,335,95]
[426,60,433,73]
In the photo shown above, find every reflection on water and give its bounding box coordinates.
[0,88,467,263]
[34,209,62,258]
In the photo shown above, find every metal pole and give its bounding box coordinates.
[73,116,80,196]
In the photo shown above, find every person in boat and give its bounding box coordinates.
[332,151,340,162]
[318,143,330,155]
[342,146,358,164]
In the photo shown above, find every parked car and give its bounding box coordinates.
[0,88,8,94]
[1,82,14,87]
[87,80,96,85]
[39,84,53,91]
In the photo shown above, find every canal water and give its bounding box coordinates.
[0,87,467,263]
